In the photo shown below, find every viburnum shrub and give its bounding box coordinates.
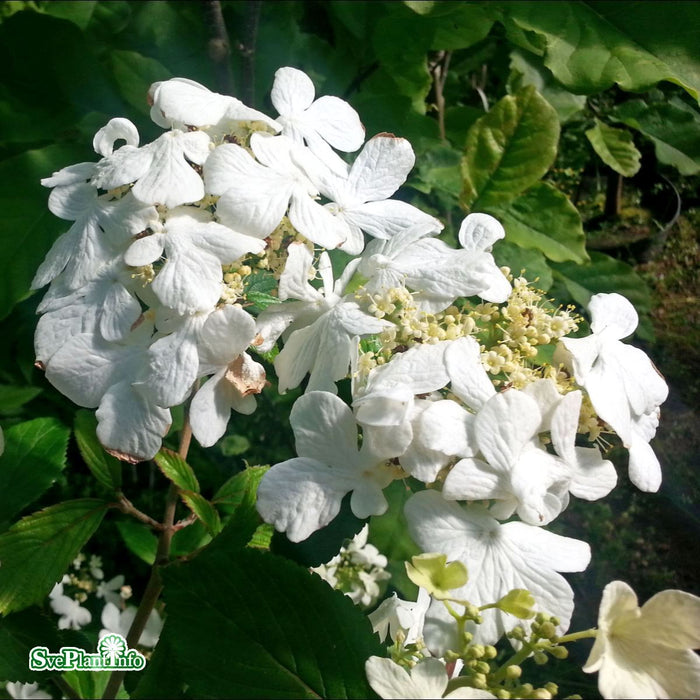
[12,66,699,699]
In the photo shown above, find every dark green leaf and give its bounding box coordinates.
[0,385,41,413]
[613,97,700,175]
[460,86,559,211]
[0,499,108,614]
[0,418,69,526]
[74,410,122,491]
[154,448,199,493]
[490,182,588,264]
[115,519,157,566]
[43,1,96,30]
[108,50,172,114]
[134,547,383,699]
[492,240,553,292]
[585,119,641,177]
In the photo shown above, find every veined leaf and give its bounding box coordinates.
[133,548,383,699]
[0,499,108,614]
[460,85,559,211]
[490,182,589,264]
[585,119,641,177]
[613,97,700,175]
[502,1,700,99]
[154,448,199,493]
[180,492,221,536]
[0,418,70,526]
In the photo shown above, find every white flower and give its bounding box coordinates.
[442,389,572,526]
[148,77,279,133]
[304,134,441,254]
[89,554,104,580]
[204,133,346,249]
[100,602,162,648]
[365,657,495,699]
[92,125,211,208]
[189,305,266,447]
[271,66,364,174]
[124,206,265,315]
[5,682,52,700]
[558,293,668,492]
[257,391,407,542]
[405,490,590,647]
[583,580,700,699]
[96,574,125,607]
[49,582,92,630]
[368,588,431,644]
[257,243,390,394]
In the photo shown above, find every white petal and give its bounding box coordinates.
[304,95,365,152]
[93,118,140,156]
[445,336,496,410]
[458,213,506,251]
[588,292,638,339]
[189,371,232,447]
[271,66,315,115]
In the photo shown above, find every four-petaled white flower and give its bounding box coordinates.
[100,602,163,649]
[257,391,408,542]
[49,581,92,630]
[584,580,700,699]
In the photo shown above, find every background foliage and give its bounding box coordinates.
[0,2,699,698]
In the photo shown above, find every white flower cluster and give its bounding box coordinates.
[35,67,673,699]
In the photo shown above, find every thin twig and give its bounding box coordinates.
[202,0,234,95]
[429,51,451,142]
[112,493,165,531]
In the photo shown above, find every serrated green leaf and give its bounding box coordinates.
[460,85,559,211]
[551,251,652,316]
[0,499,108,614]
[133,548,384,699]
[115,519,157,565]
[249,522,274,550]
[490,182,588,264]
[613,97,700,175]
[508,48,587,123]
[108,49,171,114]
[492,240,553,291]
[0,385,41,413]
[0,418,70,526]
[585,119,641,177]
[502,2,700,99]
[154,448,199,493]
[214,465,269,511]
[74,410,121,491]
[180,492,221,536]
[246,289,282,310]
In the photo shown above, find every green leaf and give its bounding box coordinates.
[43,1,96,29]
[414,144,462,197]
[214,466,269,512]
[501,1,700,99]
[508,48,587,123]
[585,119,641,177]
[133,548,384,699]
[115,519,157,565]
[0,607,63,682]
[460,85,560,211]
[428,3,495,50]
[180,492,222,536]
[74,410,122,491]
[551,251,652,316]
[0,384,41,413]
[108,49,172,114]
[490,182,588,264]
[613,97,700,175]
[0,418,70,527]
[154,448,199,493]
[0,143,94,320]
[492,240,553,292]
[0,499,108,614]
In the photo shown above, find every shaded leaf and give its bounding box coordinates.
[108,49,172,114]
[115,519,157,566]
[490,182,588,264]
[492,240,553,292]
[0,385,42,413]
[74,410,121,491]
[133,547,383,698]
[180,491,221,536]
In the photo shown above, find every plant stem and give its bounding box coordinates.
[604,169,623,218]
[202,0,234,95]
[113,493,164,531]
[555,628,597,644]
[101,415,194,699]
[238,0,262,107]
[53,676,80,700]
